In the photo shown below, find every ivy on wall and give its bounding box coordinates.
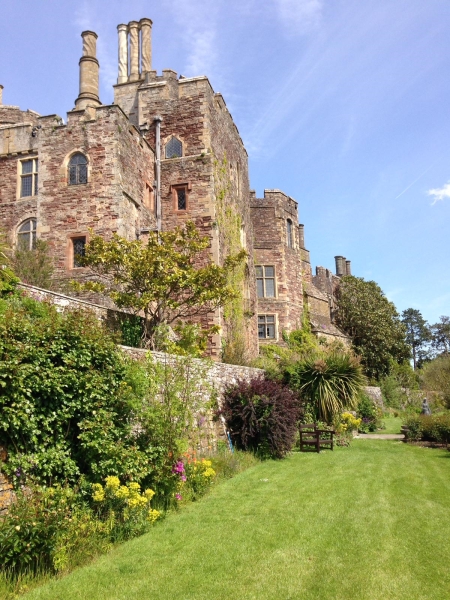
[213,155,250,365]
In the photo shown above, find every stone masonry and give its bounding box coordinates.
[0,17,348,357]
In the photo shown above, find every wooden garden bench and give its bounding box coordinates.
[299,423,335,453]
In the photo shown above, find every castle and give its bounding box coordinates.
[0,18,349,359]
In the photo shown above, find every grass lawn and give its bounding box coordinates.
[380,414,403,434]
[24,441,450,600]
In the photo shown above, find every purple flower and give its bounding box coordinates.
[181,475,187,482]
[172,461,185,475]
[175,493,182,500]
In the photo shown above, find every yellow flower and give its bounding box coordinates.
[128,482,141,493]
[114,485,130,500]
[92,483,105,502]
[105,476,120,490]
[147,509,161,523]
[144,488,155,501]
[203,467,216,478]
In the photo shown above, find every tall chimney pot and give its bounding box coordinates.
[299,223,305,248]
[75,31,101,109]
[128,21,140,82]
[346,260,352,276]
[334,255,345,277]
[139,18,153,75]
[117,24,128,84]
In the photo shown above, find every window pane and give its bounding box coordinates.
[266,324,275,338]
[34,159,38,172]
[266,315,275,323]
[265,279,275,297]
[257,279,264,297]
[258,316,266,323]
[70,153,87,166]
[166,137,183,158]
[69,166,77,185]
[31,231,36,250]
[264,266,274,277]
[19,220,31,233]
[258,324,265,338]
[21,175,32,197]
[21,160,33,174]
[255,266,263,277]
[34,174,38,195]
[78,164,88,184]
[73,238,86,268]
[177,188,186,210]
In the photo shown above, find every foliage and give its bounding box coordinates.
[72,221,246,349]
[209,448,260,480]
[420,355,450,407]
[357,394,382,432]
[119,314,143,348]
[289,352,366,423]
[334,276,410,381]
[403,412,450,444]
[339,412,361,432]
[90,476,160,542]
[401,308,431,369]
[0,231,19,295]
[0,485,109,574]
[10,239,55,291]
[172,457,216,502]
[430,316,450,356]
[219,377,301,459]
[214,156,251,366]
[0,296,156,485]
[139,353,214,507]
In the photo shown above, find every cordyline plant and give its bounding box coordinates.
[72,221,246,349]
[290,352,366,423]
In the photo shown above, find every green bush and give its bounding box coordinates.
[0,485,109,574]
[289,352,366,423]
[357,394,381,432]
[402,413,450,444]
[0,296,155,486]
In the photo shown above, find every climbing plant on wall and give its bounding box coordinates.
[213,155,250,365]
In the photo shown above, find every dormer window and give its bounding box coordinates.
[68,153,88,185]
[165,136,183,159]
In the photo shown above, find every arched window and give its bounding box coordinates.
[165,136,183,159]
[17,218,37,250]
[68,153,88,185]
[286,219,293,248]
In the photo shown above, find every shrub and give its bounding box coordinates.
[357,394,381,432]
[289,352,366,423]
[402,414,423,441]
[0,485,109,574]
[404,413,450,444]
[219,378,301,459]
[0,297,155,486]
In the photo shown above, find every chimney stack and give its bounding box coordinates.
[140,18,153,75]
[117,24,128,84]
[117,18,154,84]
[334,255,345,277]
[299,224,305,248]
[75,31,101,110]
[345,260,352,276]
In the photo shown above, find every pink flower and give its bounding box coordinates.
[181,475,187,482]
[175,493,182,500]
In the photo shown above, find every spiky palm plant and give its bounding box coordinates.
[291,352,366,423]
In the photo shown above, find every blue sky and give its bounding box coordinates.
[1,0,449,325]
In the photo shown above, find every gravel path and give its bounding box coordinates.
[357,433,405,440]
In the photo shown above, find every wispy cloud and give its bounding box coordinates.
[394,166,432,200]
[427,181,450,205]
[274,0,323,35]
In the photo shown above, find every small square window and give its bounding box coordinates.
[258,315,276,339]
[172,185,189,211]
[72,237,86,268]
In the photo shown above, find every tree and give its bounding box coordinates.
[11,239,55,290]
[401,308,431,369]
[430,316,450,356]
[334,276,410,381]
[73,222,246,349]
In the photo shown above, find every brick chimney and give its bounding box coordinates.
[334,255,345,277]
[346,260,352,275]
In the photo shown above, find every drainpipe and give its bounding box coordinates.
[154,115,163,232]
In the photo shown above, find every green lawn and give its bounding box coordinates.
[380,414,403,434]
[24,441,450,600]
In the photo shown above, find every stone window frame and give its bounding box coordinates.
[170,182,192,212]
[61,150,92,187]
[143,182,155,214]
[17,156,38,200]
[258,314,277,341]
[164,135,183,159]
[286,218,294,249]
[16,217,37,251]
[66,232,89,271]
[255,265,276,298]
